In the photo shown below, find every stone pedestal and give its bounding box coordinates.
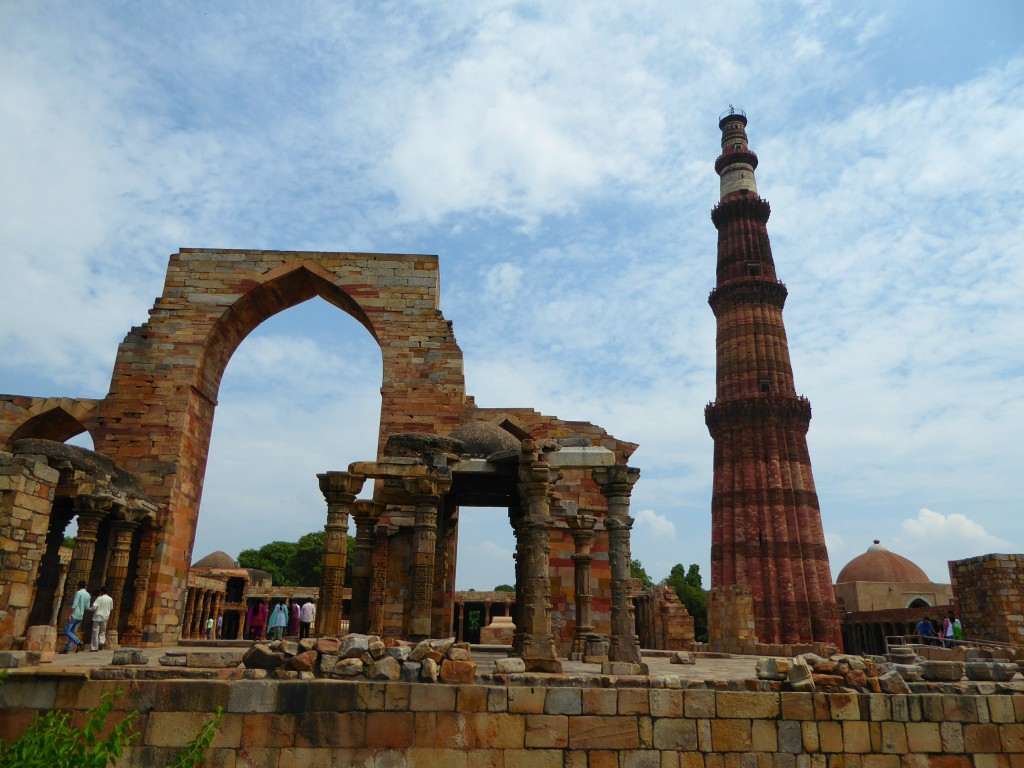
[25,625,56,662]
[479,616,515,645]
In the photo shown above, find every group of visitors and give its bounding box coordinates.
[60,581,114,654]
[916,611,964,646]
[246,599,315,641]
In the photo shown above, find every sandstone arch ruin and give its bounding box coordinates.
[1,249,647,664]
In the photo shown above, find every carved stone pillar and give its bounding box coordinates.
[368,522,390,636]
[567,513,597,660]
[122,523,157,646]
[455,599,464,642]
[105,518,138,631]
[349,499,385,634]
[515,439,562,673]
[404,470,451,640]
[594,465,642,666]
[317,471,364,637]
[199,592,212,638]
[60,497,110,620]
[181,588,195,639]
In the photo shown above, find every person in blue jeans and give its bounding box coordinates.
[62,580,91,653]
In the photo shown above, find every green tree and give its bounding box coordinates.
[237,532,354,587]
[630,559,654,590]
[494,584,515,592]
[664,563,708,642]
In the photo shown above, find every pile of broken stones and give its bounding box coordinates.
[757,646,1022,694]
[241,634,480,683]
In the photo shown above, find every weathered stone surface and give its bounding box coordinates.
[185,650,243,668]
[408,640,431,662]
[494,657,527,674]
[670,651,696,665]
[420,657,438,682]
[158,654,187,666]
[386,646,410,663]
[316,637,340,654]
[755,657,790,680]
[331,658,365,678]
[0,651,32,668]
[877,670,911,694]
[965,661,1018,681]
[429,637,456,655]
[112,649,148,665]
[893,663,923,682]
[400,661,422,682]
[438,659,476,684]
[447,646,472,662]
[368,639,387,659]
[341,635,371,659]
[297,638,317,653]
[318,653,339,676]
[787,656,814,692]
[288,650,318,672]
[243,644,287,670]
[920,660,965,682]
[366,656,402,681]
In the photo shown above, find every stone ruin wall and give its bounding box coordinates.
[0,454,59,641]
[950,554,1024,647]
[3,677,1024,767]
[707,584,759,655]
[635,585,696,651]
[0,249,649,649]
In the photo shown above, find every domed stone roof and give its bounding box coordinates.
[835,541,930,584]
[191,550,238,569]
[447,423,521,458]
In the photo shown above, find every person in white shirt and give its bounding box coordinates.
[89,585,115,651]
[299,600,316,639]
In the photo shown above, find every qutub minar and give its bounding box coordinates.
[705,109,843,646]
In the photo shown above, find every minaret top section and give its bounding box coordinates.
[716,106,758,200]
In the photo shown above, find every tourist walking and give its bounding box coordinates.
[269,602,288,640]
[299,600,316,639]
[205,615,214,639]
[248,601,267,640]
[944,611,963,646]
[89,586,114,651]
[287,600,300,637]
[62,580,91,653]
[216,614,223,639]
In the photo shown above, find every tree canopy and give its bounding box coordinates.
[237,531,354,587]
[630,559,654,590]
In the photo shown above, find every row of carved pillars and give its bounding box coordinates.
[180,587,225,639]
[56,495,157,647]
[316,447,641,671]
[454,599,512,643]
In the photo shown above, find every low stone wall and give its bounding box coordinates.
[2,676,1024,767]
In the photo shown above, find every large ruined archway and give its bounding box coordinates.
[88,250,467,642]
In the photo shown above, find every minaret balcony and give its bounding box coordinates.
[714,148,759,175]
[708,277,787,315]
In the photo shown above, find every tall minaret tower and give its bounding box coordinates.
[705,108,841,646]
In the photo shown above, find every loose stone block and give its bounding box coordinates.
[439,659,476,684]
[494,657,526,674]
[920,661,965,682]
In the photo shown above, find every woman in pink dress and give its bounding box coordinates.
[287,601,300,637]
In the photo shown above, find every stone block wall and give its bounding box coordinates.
[950,554,1024,646]
[0,453,58,641]
[636,585,696,651]
[2,678,1024,767]
[708,584,758,654]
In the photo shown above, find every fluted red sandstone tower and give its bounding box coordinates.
[705,109,842,646]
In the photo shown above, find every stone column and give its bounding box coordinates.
[317,471,364,637]
[404,470,452,640]
[212,593,222,639]
[515,439,562,673]
[368,522,390,636]
[60,497,110,620]
[455,599,464,642]
[594,465,643,667]
[122,522,157,646]
[199,591,212,638]
[105,518,138,632]
[567,513,597,661]
[181,588,195,639]
[349,499,385,634]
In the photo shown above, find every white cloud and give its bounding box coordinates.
[634,509,677,540]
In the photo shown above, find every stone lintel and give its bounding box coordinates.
[548,447,616,468]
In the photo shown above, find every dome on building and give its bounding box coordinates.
[447,422,521,458]
[835,541,930,584]
[191,550,238,569]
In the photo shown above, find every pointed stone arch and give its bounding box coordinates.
[0,397,100,450]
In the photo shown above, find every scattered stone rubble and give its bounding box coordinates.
[756,644,1022,694]
[241,634,478,683]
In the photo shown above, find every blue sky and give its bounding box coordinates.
[2,1,1022,590]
